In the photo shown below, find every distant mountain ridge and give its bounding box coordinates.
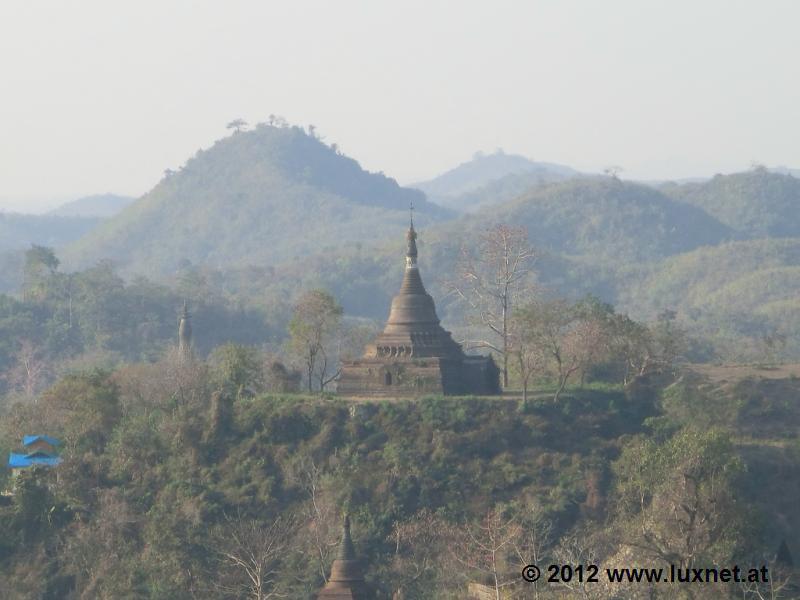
[49,193,135,218]
[412,150,579,211]
[33,138,800,362]
[63,124,449,275]
[0,212,101,252]
[440,169,582,213]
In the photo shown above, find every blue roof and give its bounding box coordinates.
[22,435,61,447]
[8,452,62,468]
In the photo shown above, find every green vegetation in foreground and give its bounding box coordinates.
[0,362,795,598]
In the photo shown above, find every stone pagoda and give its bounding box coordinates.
[178,300,192,358]
[337,214,499,397]
[317,515,368,599]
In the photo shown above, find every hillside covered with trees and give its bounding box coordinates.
[63,123,449,276]
[661,168,800,238]
[5,128,792,368]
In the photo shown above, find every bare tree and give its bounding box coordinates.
[613,429,747,600]
[513,300,579,403]
[605,313,653,385]
[288,290,343,392]
[389,509,452,598]
[291,457,339,583]
[553,533,611,600]
[739,564,793,599]
[508,309,547,405]
[60,489,141,598]
[511,298,619,402]
[569,318,611,387]
[448,507,524,600]
[510,504,553,600]
[451,224,536,388]
[209,512,298,600]
[5,339,50,400]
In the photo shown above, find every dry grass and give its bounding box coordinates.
[687,363,800,384]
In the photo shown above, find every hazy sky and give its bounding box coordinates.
[1,0,798,212]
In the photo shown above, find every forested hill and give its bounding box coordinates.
[661,168,800,237]
[62,124,449,275]
[412,150,578,210]
[618,238,800,358]
[163,176,746,346]
[467,177,736,262]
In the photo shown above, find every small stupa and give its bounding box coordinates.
[178,300,193,358]
[317,515,368,599]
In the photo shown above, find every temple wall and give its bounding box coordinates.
[337,359,445,397]
[337,356,499,397]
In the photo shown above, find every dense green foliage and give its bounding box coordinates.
[479,177,735,262]
[0,254,282,398]
[620,238,800,359]
[662,168,800,237]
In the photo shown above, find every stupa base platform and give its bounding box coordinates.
[338,355,499,397]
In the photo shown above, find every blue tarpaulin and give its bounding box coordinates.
[22,435,61,447]
[8,452,62,468]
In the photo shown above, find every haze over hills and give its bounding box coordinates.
[661,168,800,238]
[150,172,743,325]
[771,165,800,178]
[0,212,101,253]
[195,168,798,361]
[8,124,800,361]
[48,193,135,218]
[63,124,449,275]
[411,150,579,211]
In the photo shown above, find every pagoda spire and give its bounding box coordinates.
[178,300,192,358]
[338,514,356,560]
[317,514,367,598]
[406,203,418,268]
